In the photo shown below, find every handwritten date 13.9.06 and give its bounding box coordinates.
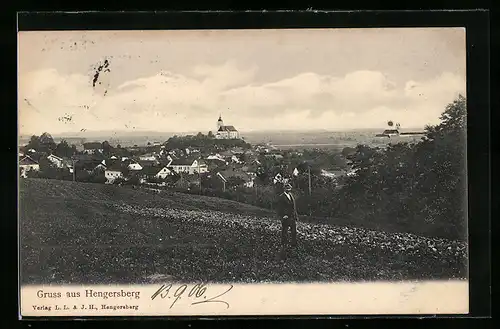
[151,283,233,309]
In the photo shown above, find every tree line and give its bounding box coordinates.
[189,95,467,241]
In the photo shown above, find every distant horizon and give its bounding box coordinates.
[19,126,428,139]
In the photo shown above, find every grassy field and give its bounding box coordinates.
[19,179,467,285]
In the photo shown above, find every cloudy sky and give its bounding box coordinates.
[18,28,466,135]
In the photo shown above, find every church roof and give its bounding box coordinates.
[218,125,237,132]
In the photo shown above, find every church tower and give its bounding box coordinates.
[217,114,224,130]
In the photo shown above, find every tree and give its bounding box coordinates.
[25,135,41,152]
[113,177,126,185]
[25,132,57,153]
[227,176,246,188]
[102,141,113,155]
[39,132,55,145]
[207,131,214,138]
[55,140,76,158]
[334,95,467,240]
[342,146,356,158]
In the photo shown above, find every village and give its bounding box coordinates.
[19,115,356,195]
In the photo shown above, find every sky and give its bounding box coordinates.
[18,28,466,136]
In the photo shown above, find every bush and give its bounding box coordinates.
[334,95,467,241]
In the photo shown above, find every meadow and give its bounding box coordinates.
[19,179,467,285]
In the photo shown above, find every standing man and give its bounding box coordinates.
[276,182,299,256]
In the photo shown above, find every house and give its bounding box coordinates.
[378,129,400,137]
[168,158,208,175]
[138,159,160,167]
[47,154,65,168]
[139,153,157,161]
[215,115,240,139]
[230,147,245,154]
[346,169,358,177]
[321,169,346,178]
[83,142,103,155]
[19,155,40,178]
[206,154,225,162]
[231,155,242,164]
[264,153,284,159]
[127,161,143,171]
[241,163,258,174]
[217,170,254,188]
[76,159,107,174]
[205,158,227,172]
[185,147,200,155]
[105,165,125,183]
[141,166,172,180]
[219,150,233,158]
[123,158,146,171]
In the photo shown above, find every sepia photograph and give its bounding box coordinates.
[18,27,469,316]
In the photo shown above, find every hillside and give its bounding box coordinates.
[19,179,467,285]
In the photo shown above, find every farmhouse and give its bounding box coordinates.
[168,158,208,175]
[104,165,124,183]
[230,147,245,154]
[264,153,284,160]
[47,154,66,168]
[206,154,225,162]
[231,155,242,164]
[215,115,240,139]
[77,159,106,174]
[138,159,160,167]
[141,166,172,179]
[83,142,103,155]
[139,153,157,161]
[185,147,200,155]
[127,161,143,171]
[219,150,233,158]
[19,155,40,178]
[217,170,254,188]
[321,169,347,178]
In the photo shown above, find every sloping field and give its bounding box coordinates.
[19,179,467,285]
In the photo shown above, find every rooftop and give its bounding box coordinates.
[19,155,38,166]
[105,164,125,172]
[218,125,238,132]
[83,142,103,149]
[141,166,165,176]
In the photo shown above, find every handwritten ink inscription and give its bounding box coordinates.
[151,283,233,309]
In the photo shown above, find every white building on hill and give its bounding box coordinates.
[215,115,239,139]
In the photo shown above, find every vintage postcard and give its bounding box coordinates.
[18,27,468,317]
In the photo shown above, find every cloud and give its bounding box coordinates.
[192,60,257,90]
[18,62,465,135]
[220,70,464,121]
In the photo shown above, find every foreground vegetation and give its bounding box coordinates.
[20,179,467,285]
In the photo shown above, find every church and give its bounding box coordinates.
[215,115,240,139]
